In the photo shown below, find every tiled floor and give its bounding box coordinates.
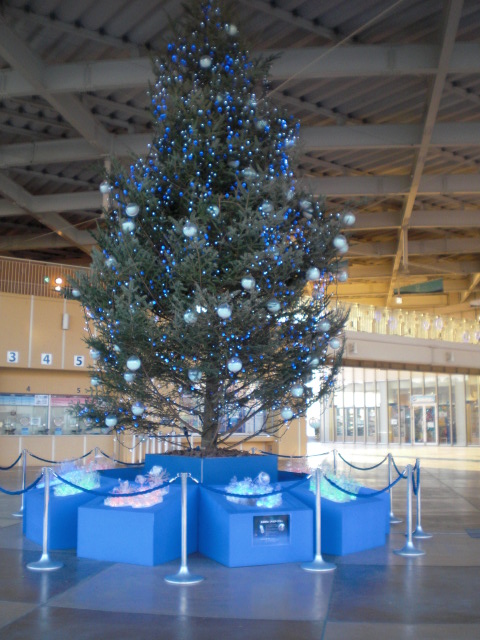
[0,445,479,639]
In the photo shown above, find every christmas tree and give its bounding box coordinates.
[69,0,352,452]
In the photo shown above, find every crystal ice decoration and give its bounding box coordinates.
[183,221,198,238]
[125,203,140,218]
[343,212,356,226]
[227,356,242,373]
[105,414,118,428]
[89,348,100,360]
[99,180,110,194]
[124,372,135,383]
[281,406,294,420]
[267,299,281,313]
[132,401,145,416]
[207,204,220,216]
[226,472,282,508]
[217,303,232,319]
[199,55,212,68]
[337,270,348,282]
[121,220,136,233]
[90,377,101,386]
[183,310,198,324]
[241,275,255,290]
[318,319,331,332]
[188,368,203,383]
[291,384,304,398]
[104,466,169,508]
[126,356,141,371]
[329,337,341,350]
[333,234,348,250]
[71,288,81,298]
[306,267,321,281]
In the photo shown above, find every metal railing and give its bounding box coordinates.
[346,303,480,345]
[0,256,89,299]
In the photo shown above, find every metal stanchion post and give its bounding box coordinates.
[332,449,337,475]
[301,468,336,572]
[27,468,64,571]
[113,436,118,461]
[94,446,102,460]
[165,473,204,584]
[12,449,27,518]
[412,459,432,539]
[393,465,425,557]
[388,453,402,524]
[139,438,144,463]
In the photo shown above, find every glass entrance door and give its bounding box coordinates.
[413,405,437,444]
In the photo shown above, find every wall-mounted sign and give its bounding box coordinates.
[411,394,436,405]
[6,351,19,364]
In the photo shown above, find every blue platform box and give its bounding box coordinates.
[198,485,313,567]
[23,477,115,550]
[144,453,278,485]
[291,484,390,556]
[77,483,198,566]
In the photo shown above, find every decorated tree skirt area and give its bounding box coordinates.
[23,454,390,565]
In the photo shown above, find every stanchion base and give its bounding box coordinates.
[390,513,403,524]
[12,511,23,518]
[412,526,433,540]
[393,541,425,557]
[301,555,336,573]
[27,554,63,572]
[164,566,204,585]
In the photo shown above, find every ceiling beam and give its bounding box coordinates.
[387,0,464,305]
[0,134,151,169]
[239,0,339,41]
[347,260,480,279]
[306,174,480,196]
[0,17,112,154]
[1,44,480,99]
[3,124,480,169]
[353,210,480,230]
[349,237,480,257]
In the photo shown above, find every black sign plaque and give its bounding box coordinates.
[253,514,290,545]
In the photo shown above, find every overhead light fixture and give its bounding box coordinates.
[395,296,403,305]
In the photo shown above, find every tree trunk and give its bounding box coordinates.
[201,379,220,450]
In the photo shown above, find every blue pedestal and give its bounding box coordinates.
[198,485,313,567]
[23,479,115,550]
[291,484,390,556]
[77,483,198,566]
[144,453,278,485]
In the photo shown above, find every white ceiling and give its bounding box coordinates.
[0,0,479,315]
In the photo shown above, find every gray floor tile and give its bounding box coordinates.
[328,565,480,623]
[50,557,333,620]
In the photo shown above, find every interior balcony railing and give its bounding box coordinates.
[346,303,480,346]
[1,256,479,346]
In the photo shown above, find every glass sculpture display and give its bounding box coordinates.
[225,471,282,508]
[309,468,361,503]
[104,465,169,508]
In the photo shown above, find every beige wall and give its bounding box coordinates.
[0,292,91,394]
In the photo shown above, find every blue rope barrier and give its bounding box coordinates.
[336,452,389,471]
[98,450,144,466]
[254,448,331,459]
[391,456,404,477]
[52,471,182,498]
[27,449,94,465]
[0,452,23,470]
[412,465,420,496]
[203,475,311,498]
[323,471,406,498]
[0,475,43,495]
